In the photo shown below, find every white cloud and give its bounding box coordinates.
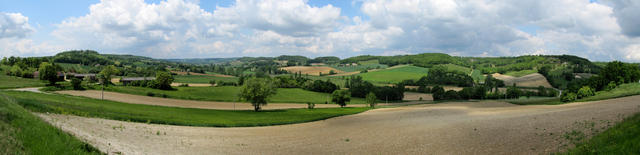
[0,12,34,39]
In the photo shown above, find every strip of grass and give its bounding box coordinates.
[504,69,538,77]
[2,91,369,127]
[509,83,640,105]
[0,93,102,154]
[0,74,46,89]
[101,86,368,104]
[562,112,640,154]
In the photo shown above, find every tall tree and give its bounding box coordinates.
[38,62,63,85]
[239,78,277,111]
[98,65,119,85]
[155,71,174,90]
[331,90,351,107]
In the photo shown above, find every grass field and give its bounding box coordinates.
[470,69,485,83]
[101,86,368,104]
[509,83,640,105]
[2,91,369,127]
[563,112,640,154]
[358,65,430,84]
[331,60,388,72]
[174,75,238,83]
[0,93,101,154]
[504,69,538,77]
[0,74,46,89]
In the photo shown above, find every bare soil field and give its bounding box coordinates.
[56,90,383,110]
[39,95,640,154]
[403,92,433,101]
[492,73,553,88]
[280,66,343,76]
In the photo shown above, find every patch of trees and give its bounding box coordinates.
[123,71,175,90]
[309,56,340,64]
[303,79,338,93]
[416,66,474,87]
[53,50,112,66]
[560,61,640,102]
[430,84,558,101]
[345,76,404,101]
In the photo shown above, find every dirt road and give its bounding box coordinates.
[56,90,393,110]
[39,95,640,154]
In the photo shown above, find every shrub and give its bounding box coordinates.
[366,92,377,108]
[444,90,460,100]
[146,92,155,97]
[605,81,617,91]
[307,102,315,109]
[577,86,595,99]
[562,92,577,102]
[70,78,83,90]
[179,83,189,87]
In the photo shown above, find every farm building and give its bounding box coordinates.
[120,77,156,85]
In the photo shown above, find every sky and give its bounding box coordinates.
[1,0,639,62]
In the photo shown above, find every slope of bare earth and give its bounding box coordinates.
[39,95,640,154]
[492,73,553,88]
[280,66,343,76]
[55,90,389,110]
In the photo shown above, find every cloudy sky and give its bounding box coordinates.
[1,0,639,62]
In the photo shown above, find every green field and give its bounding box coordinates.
[504,69,538,77]
[174,74,238,83]
[470,69,485,83]
[435,64,472,74]
[563,112,640,154]
[102,86,368,104]
[358,65,430,84]
[0,74,46,89]
[0,94,101,154]
[331,60,388,72]
[2,91,369,127]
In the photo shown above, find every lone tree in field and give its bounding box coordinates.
[98,65,119,85]
[38,62,63,85]
[331,90,351,107]
[366,92,377,108]
[239,78,277,111]
[155,71,174,90]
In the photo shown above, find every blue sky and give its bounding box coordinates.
[0,0,639,62]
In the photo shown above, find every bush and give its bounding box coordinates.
[562,92,577,102]
[577,86,595,99]
[146,92,155,97]
[307,102,315,109]
[179,83,189,87]
[431,86,445,100]
[605,81,617,91]
[70,78,83,90]
[444,90,460,100]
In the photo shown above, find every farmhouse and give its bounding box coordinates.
[120,77,156,85]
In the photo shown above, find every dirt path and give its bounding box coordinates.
[55,90,396,110]
[39,95,640,154]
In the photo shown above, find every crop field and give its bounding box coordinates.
[358,65,429,84]
[331,60,388,72]
[281,66,343,76]
[173,74,238,83]
[102,86,368,104]
[0,74,45,89]
[2,91,369,127]
[504,69,538,77]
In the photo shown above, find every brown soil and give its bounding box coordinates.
[492,73,553,88]
[55,90,385,110]
[280,66,343,76]
[403,92,433,101]
[38,95,640,154]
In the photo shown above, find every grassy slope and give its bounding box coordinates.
[563,112,640,154]
[173,74,238,83]
[504,69,538,77]
[509,83,640,105]
[0,74,46,89]
[331,60,388,72]
[2,91,369,127]
[470,69,485,83]
[0,93,101,154]
[358,65,430,84]
[102,86,368,104]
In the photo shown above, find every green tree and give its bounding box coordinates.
[38,62,63,85]
[239,78,277,111]
[9,65,22,76]
[155,71,174,90]
[366,92,377,108]
[577,86,595,99]
[331,90,351,107]
[70,77,83,90]
[431,85,445,100]
[98,65,119,85]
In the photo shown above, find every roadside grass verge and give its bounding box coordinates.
[98,86,368,104]
[508,83,640,105]
[2,91,370,127]
[0,74,46,89]
[562,112,640,154]
[0,93,101,154]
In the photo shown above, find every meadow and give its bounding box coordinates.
[2,91,369,127]
[173,74,238,83]
[358,65,430,84]
[0,93,101,154]
[0,74,46,89]
[101,86,368,104]
[504,69,538,77]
